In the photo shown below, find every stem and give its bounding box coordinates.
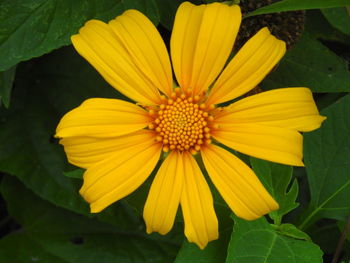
[331,216,350,263]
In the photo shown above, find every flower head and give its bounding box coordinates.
[56,2,325,249]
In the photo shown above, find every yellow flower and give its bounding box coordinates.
[56,2,325,249]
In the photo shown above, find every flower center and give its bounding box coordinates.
[148,89,215,154]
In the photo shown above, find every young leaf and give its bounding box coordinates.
[261,32,350,93]
[299,94,350,230]
[250,158,298,225]
[272,224,311,241]
[246,0,350,17]
[226,216,323,263]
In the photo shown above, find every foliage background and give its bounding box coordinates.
[0,0,350,262]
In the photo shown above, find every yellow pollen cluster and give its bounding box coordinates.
[148,90,215,154]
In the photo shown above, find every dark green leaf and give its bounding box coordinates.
[0,0,162,71]
[321,7,350,35]
[315,93,347,111]
[123,0,160,25]
[0,66,16,108]
[261,33,350,93]
[154,0,203,30]
[250,158,298,225]
[305,10,350,45]
[226,216,323,263]
[93,200,144,231]
[155,0,183,30]
[0,233,63,263]
[0,46,118,214]
[0,176,178,263]
[246,0,350,17]
[308,221,341,254]
[299,94,350,230]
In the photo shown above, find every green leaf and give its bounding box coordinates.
[0,233,64,263]
[123,0,160,25]
[305,10,350,45]
[226,216,323,263]
[0,46,118,214]
[261,32,350,93]
[0,175,179,263]
[315,93,348,111]
[299,94,350,230]
[154,0,204,30]
[0,0,161,71]
[174,227,232,263]
[250,158,298,225]
[246,0,350,17]
[63,169,84,179]
[0,66,16,108]
[154,0,183,30]
[321,7,350,35]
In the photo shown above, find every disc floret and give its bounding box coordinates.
[149,89,215,154]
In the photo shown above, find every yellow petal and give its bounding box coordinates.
[143,152,183,235]
[171,2,241,95]
[207,27,286,105]
[71,15,164,105]
[109,10,173,97]
[213,123,304,166]
[59,130,155,169]
[56,98,151,138]
[201,144,278,220]
[80,139,162,213]
[216,88,326,132]
[180,152,218,249]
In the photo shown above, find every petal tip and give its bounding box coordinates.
[179,1,195,9]
[193,233,218,250]
[146,226,153,234]
[197,243,207,250]
[229,4,242,21]
[123,9,144,18]
[268,199,280,214]
[90,203,103,213]
[79,187,86,197]
[260,26,271,35]
[188,238,208,250]
[70,34,79,43]
[297,160,305,167]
